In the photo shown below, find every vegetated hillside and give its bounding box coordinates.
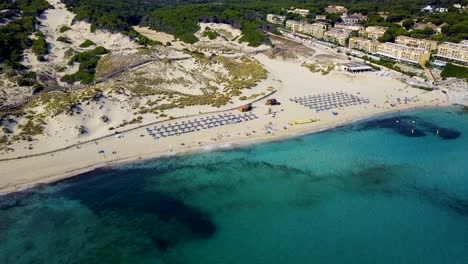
[60,0,232,32]
[0,0,51,67]
[60,0,467,46]
[0,1,21,24]
[143,3,281,46]
[441,63,468,81]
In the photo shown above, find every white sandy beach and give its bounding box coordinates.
[0,2,451,195]
[0,52,449,195]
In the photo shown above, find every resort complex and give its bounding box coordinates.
[348,37,431,65]
[435,40,468,65]
[349,37,380,53]
[376,42,430,65]
[270,8,467,67]
[395,36,438,52]
[323,28,353,46]
[285,20,327,38]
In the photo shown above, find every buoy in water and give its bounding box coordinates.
[411,129,414,134]
[396,120,399,123]
[436,130,439,134]
[412,120,415,124]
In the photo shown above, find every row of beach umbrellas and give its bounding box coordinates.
[291,92,369,112]
[146,113,258,139]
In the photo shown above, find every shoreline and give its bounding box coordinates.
[0,103,451,196]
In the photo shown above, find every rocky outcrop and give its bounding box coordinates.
[438,79,468,106]
[446,89,468,106]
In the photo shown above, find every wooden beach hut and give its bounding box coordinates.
[265,98,278,105]
[238,103,252,112]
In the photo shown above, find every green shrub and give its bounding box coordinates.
[32,33,48,56]
[136,34,162,46]
[61,47,109,84]
[179,33,199,44]
[79,39,95,48]
[441,63,468,81]
[91,46,109,55]
[59,25,71,33]
[33,84,44,94]
[202,30,217,40]
[239,22,269,47]
[56,36,72,43]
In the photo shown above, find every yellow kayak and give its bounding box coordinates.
[291,118,318,125]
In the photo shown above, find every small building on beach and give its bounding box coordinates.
[266,99,278,105]
[342,62,374,73]
[238,103,252,112]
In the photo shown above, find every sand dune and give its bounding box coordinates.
[23,0,138,85]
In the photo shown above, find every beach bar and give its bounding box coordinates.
[342,62,373,73]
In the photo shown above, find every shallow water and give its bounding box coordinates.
[1,107,468,264]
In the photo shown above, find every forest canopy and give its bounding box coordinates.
[1,0,467,67]
[58,0,468,46]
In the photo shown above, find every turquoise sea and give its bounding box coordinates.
[1,107,468,264]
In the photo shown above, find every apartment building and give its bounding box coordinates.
[285,20,327,38]
[341,13,367,25]
[349,38,430,65]
[315,15,327,20]
[285,20,302,32]
[414,22,443,34]
[325,5,348,14]
[266,14,286,25]
[363,26,387,40]
[348,37,379,53]
[302,22,327,38]
[288,8,309,17]
[376,42,430,65]
[395,36,437,52]
[436,41,468,65]
[334,23,364,32]
[324,28,353,46]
